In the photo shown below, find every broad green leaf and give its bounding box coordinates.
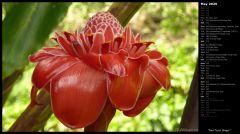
[108,2,144,26]
[2,2,18,14]
[2,2,72,80]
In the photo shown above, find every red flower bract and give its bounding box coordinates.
[29,12,171,130]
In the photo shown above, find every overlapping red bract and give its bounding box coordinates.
[29,12,171,130]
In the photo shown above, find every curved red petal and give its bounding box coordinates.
[122,26,132,49]
[29,51,53,63]
[79,32,90,52]
[135,33,141,42]
[101,42,110,54]
[87,34,94,47]
[80,53,102,71]
[128,42,154,57]
[123,93,156,117]
[131,31,135,44]
[112,37,123,52]
[139,70,162,98]
[50,61,107,129]
[75,33,87,55]
[90,32,105,53]
[159,56,169,66]
[63,32,75,43]
[42,47,68,56]
[148,60,171,89]
[56,34,77,56]
[29,47,69,63]
[84,99,116,132]
[143,41,154,48]
[107,56,149,111]
[131,43,144,50]
[100,50,128,77]
[32,56,79,89]
[146,50,162,59]
[104,25,114,42]
[146,50,169,66]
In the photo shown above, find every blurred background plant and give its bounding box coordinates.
[2,2,198,132]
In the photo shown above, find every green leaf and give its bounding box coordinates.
[2,2,18,14]
[2,2,72,80]
[108,2,144,26]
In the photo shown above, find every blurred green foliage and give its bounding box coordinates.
[2,2,71,79]
[2,2,198,132]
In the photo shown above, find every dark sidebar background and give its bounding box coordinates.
[199,0,240,133]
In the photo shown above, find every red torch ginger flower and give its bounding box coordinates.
[29,12,171,130]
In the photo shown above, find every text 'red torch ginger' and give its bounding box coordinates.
[29,12,171,130]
